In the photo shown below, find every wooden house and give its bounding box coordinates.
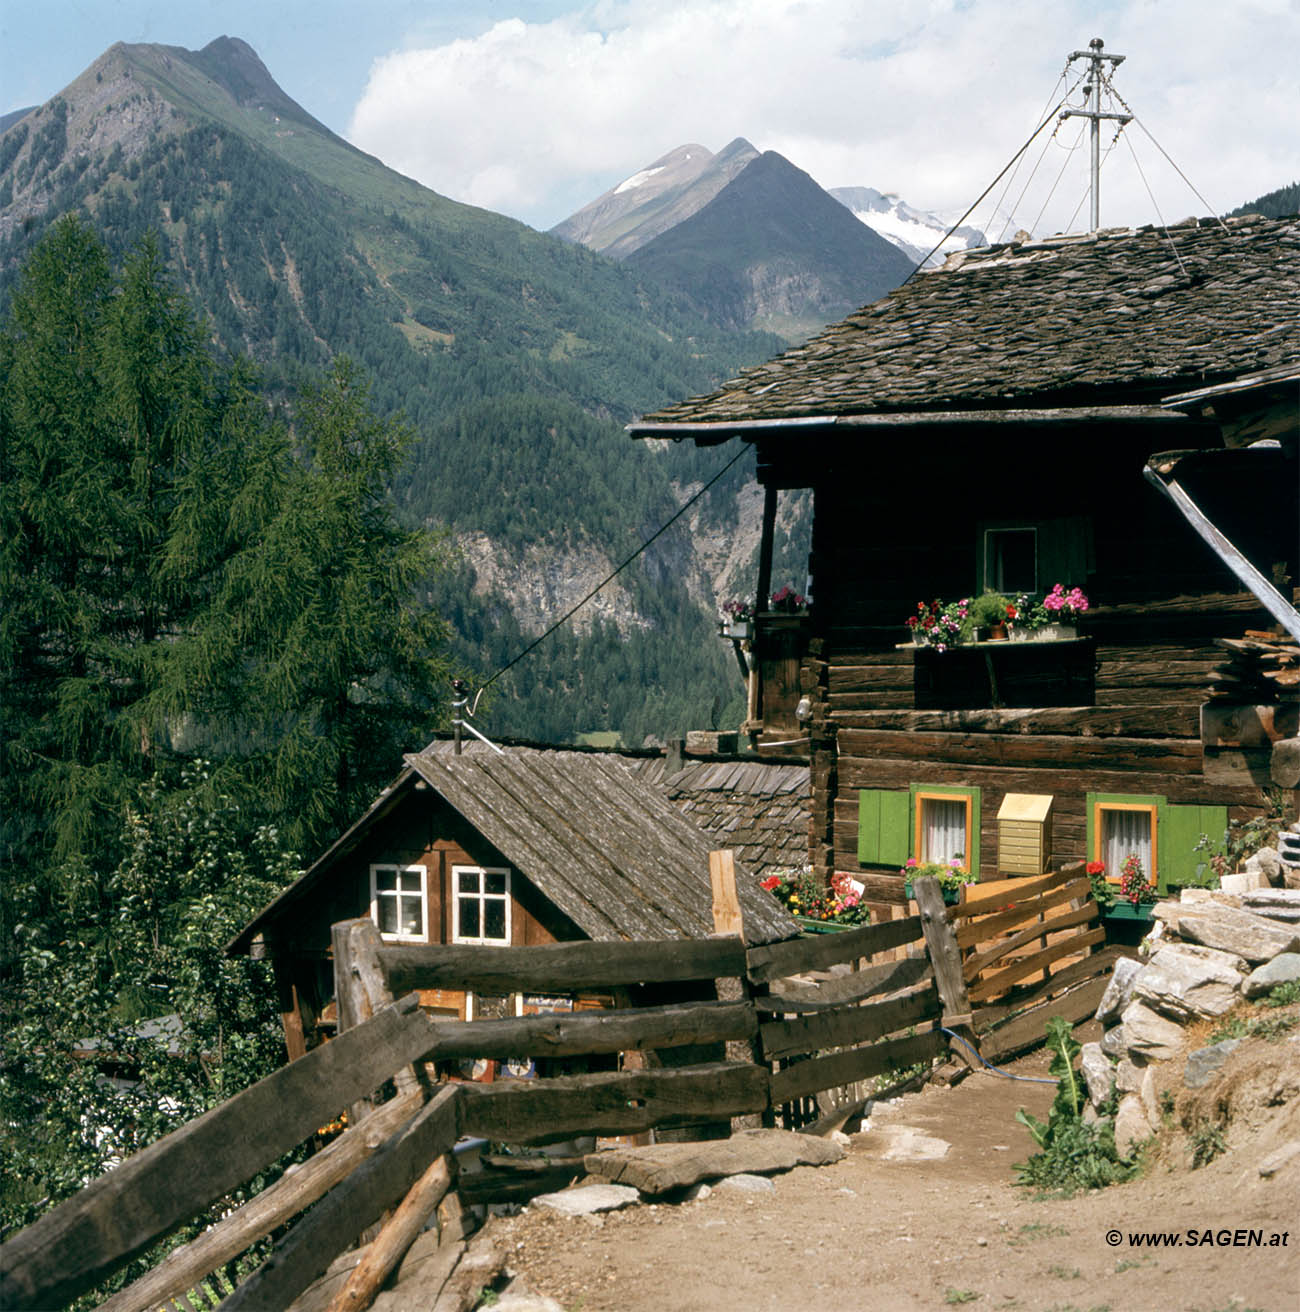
[630,214,1300,917]
[229,747,798,1059]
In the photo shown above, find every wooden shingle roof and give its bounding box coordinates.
[629,215,1300,431]
[404,750,798,945]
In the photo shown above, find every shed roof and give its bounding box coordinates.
[229,747,799,953]
[629,215,1300,432]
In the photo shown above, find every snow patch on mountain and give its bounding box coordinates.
[830,187,986,268]
[615,164,666,195]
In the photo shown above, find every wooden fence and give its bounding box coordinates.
[0,871,1120,1312]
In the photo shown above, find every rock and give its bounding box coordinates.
[1242,952,1300,999]
[1080,1042,1114,1111]
[867,1125,951,1161]
[1171,904,1300,963]
[1082,1103,1102,1125]
[1101,1023,1127,1059]
[1219,872,1260,894]
[531,1184,640,1216]
[1115,1058,1144,1094]
[1114,1094,1153,1156]
[1258,1140,1300,1178]
[1139,1066,1160,1124]
[1184,1039,1244,1089]
[1130,946,1242,1019]
[712,1173,775,1194]
[1121,1000,1186,1062]
[1180,887,1217,904]
[583,1128,843,1195]
[1252,846,1283,881]
[1095,957,1144,1024]
[1152,940,1249,973]
[1270,736,1300,788]
[1243,889,1300,922]
[493,1289,566,1312]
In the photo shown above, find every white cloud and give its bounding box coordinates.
[350,0,1299,234]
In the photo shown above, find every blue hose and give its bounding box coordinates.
[941,1027,1059,1085]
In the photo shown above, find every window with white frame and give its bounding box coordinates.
[452,865,511,944]
[370,864,427,941]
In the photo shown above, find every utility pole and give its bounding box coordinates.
[1060,37,1132,232]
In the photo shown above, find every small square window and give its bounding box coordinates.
[915,792,972,867]
[370,864,427,942]
[453,865,511,945]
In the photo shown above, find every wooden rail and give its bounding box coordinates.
[3,871,1116,1312]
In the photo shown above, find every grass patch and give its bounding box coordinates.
[1189,1120,1228,1168]
[944,1291,980,1305]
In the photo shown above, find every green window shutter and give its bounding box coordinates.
[858,789,910,865]
[1158,803,1228,893]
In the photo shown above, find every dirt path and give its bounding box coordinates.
[492,1039,1300,1312]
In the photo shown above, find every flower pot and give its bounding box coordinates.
[1008,626,1034,642]
[1038,622,1078,641]
[987,622,1008,641]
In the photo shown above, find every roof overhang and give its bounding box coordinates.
[628,404,1192,444]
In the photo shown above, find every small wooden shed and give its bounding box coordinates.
[229,748,798,1059]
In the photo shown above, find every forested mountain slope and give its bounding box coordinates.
[0,37,802,745]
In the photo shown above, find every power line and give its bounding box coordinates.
[474,443,752,701]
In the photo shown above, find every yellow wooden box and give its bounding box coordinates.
[997,793,1054,875]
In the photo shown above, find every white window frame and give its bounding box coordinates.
[369,863,428,942]
[452,865,512,945]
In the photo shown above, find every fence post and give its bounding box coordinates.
[913,877,980,1071]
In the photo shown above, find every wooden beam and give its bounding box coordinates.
[759,984,940,1060]
[758,954,931,1013]
[96,1089,426,1312]
[0,1000,437,1312]
[745,915,924,984]
[962,902,1099,983]
[971,945,1130,1031]
[417,999,757,1060]
[769,1028,946,1105]
[954,877,1091,948]
[709,850,744,939]
[324,1152,456,1312]
[967,928,1107,1004]
[980,974,1113,1065]
[458,1063,769,1145]
[914,877,979,1069]
[379,937,747,996]
[221,1087,461,1312]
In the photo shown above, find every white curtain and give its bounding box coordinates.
[1102,809,1152,881]
[922,797,967,865]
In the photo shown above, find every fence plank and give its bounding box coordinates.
[980,974,1113,1065]
[96,1088,426,1312]
[962,902,1099,983]
[759,984,941,1060]
[379,937,746,995]
[458,1063,769,1145]
[419,999,756,1061]
[768,1029,945,1105]
[220,1087,460,1312]
[759,955,931,1013]
[954,877,1091,948]
[915,877,980,1069]
[957,866,1080,918]
[0,999,436,1312]
[745,916,924,985]
[967,928,1106,1004]
[971,944,1129,1031]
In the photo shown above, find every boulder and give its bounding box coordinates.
[1243,889,1300,923]
[712,1173,776,1194]
[1114,1094,1154,1156]
[1095,956,1144,1024]
[1184,1039,1244,1089]
[1139,1065,1160,1125]
[1115,1058,1144,1094]
[1100,1024,1127,1060]
[1170,904,1300,963]
[1242,952,1300,999]
[1251,846,1283,882]
[1130,946,1242,1020]
[1080,1042,1114,1111]
[1121,1000,1186,1062]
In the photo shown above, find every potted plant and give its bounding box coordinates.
[969,591,1013,641]
[904,598,969,651]
[1107,852,1158,920]
[761,867,870,932]
[768,584,808,614]
[901,857,976,905]
[1038,583,1089,639]
[719,598,754,641]
[1086,860,1115,912]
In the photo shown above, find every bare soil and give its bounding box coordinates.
[491,1020,1300,1312]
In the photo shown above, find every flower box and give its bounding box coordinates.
[1103,901,1155,921]
[903,880,963,906]
[794,915,857,933]
[720,620,753,641]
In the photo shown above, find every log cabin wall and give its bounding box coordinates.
[781,423,1297,915]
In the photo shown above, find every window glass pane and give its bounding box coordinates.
[459,897,480,939]
[485,871,507,895]
[986,528,1036,594]
[400,898,422,938]
[1102,809,1152,879]
[399,868,422,892]
[458,869,480,894]
[484,899,507,941]
[921,797,967,864]
[376,896,397,935]
[375,866,397,891]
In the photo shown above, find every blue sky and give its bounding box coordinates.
[3,1,1297,234]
